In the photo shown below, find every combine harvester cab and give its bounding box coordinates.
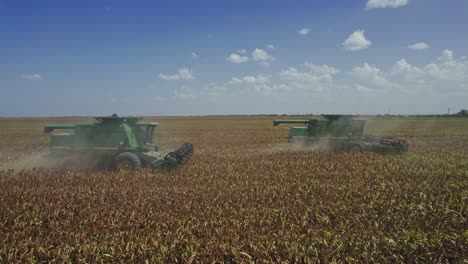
[273,115,408,154]
[44,114,193,171]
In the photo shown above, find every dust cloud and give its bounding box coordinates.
[0,150,62,172]
[0,150,97,173]
[265,137,331,154]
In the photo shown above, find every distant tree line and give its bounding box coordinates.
[273,109,468,118]
[205,110,468,118]
[374,109,468,118]
[455,109,468,117]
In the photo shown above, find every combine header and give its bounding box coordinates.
[273,115,408,153]
[44,114,193,171]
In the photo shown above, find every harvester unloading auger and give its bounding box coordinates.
[273,115,409,153]
[44,114,193,171]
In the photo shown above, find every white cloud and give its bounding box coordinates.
[424,50,466,83]
[22,73,42,80]
[366,0,408,9]
[229,74,288,95]
[342,30,372,51]
[389,59,426,91]
[210,50,467,98]
[391,59,423,75]
[226,53,249,64]
[266,44,275,50]
[408,42,429,50]
[298,28,310,36]
[350,50,468,93]
[159,68,194,81]
[279,63,340,92]
[391,59,424,78]
[191,52,199,59]
[439,49,454,62]
[162,49,468,115]
[304,63,340,76]
[252,48,274,65]
[237,49,247,54]
[350,63,394,89]
[230,74,271,85]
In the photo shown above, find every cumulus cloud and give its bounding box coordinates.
[350,49,468,93]
[366,0,408,9]
[439,49,454,62]
[164,49,467,115]
[191,52,199,59]
[424,50,466,83]
[304,63,340,76]
[22,73,42,81]
[387,59,427,92]
[252,48,274,65]
[226,53,249,64]
[298,28,310,36]
[342,30,372,51]
[237,49,247,54]
[229,74,290,95]
[391,59,425,79]
[408,42,429,50]
[279,63,340,92]
[350,63,394,90]
[230,74,271,85]
[159,68,194,81]
[225,49,467,97]
[225,63,341,96]
[226,48,275,65]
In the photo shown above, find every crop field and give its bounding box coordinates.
[0,116,467,262]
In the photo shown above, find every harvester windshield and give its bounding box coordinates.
[134,124,159,146]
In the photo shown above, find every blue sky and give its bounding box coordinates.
[1,0,467,116]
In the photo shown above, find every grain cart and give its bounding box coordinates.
[273,115,408,153]
[44,114,193,171]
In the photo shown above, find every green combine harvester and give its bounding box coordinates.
[273,115,409,153]
[44,114,193,171]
